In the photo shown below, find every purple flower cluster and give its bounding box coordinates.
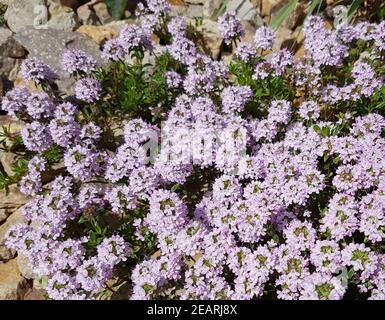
[218,12,245,45]
[2,9,385,301]
[61,49,98,75]
[20,58,58,84]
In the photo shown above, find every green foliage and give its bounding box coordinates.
[105,0,129,20]
[269,0,299,30]
[42,146,64,165]
[347,0,363,23]
[0,158,28,193]
[95,51,180,125]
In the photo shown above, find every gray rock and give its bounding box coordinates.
[4,0,79,33]
[0,27,27,80]
[14,28,103,94]
[203,0,262,21]
[5,0,45,33]
[197,19,223,59]
[17,253,36,280]
[171,4,204,18]
[203,0,222,20]
[46,0,80,31]
[227,0,260,20]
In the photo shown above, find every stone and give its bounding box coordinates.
[46,0,80,31]
[0,259,30,300]
[255,0,281,17]
[60,0,79,10]
[77,0,100,25]
[203,0,222,20]
[281,2,307,30]
[171,3,203,18]
[0,27,27,80]
[104,20,131,33]
[23,287,46,300]
[241,20,260,43]
[76,25,118,46]
[227,0,259,20]
[273,26,293,51]
[5,0,79,33]
[17,253,36,279]
[4,0,45,33]
[0,184,29,226]
[203,0,261,20]
[13,27,104,94]
[0,207,28,261]
[0,152,17,177]
[168,0,185,5]
[0,27,12,45]
[196,19,223,59]
[93,2,113,25]
[0,115,25,149]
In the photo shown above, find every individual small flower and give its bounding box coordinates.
[54,102,78,119]
[80,122,102,143]
[49,116,80,147]
[97,235,131,266]
[165,71,182,89]
[62,49,97,75]
[102,38,126,61]
[119,24,154,52]
[299,101,321,121]
[64,145,105,180]
[254,26,275,50]
[310,240,342,274]
[283,220,317,251]
[235,42,256,62]
[77,184,105,209]
[1,86,31,116]
[47,272,85,300]
[167,36,197,66]
[299,273,346,300]
[218,12,244,45]
[26,92,54,120]
[105,185,137,213]
[20,58,58,84]
[221,85,253,114]
[74,78,101,103]
[168,16,187,38]
[21,121,53,152]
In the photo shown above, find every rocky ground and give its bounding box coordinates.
[0,0,326,300]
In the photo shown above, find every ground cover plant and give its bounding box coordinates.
[1,0,385,300]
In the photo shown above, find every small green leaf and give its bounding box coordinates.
[105,0,128,20]
[269,0,299,30]
[347,0,362,23]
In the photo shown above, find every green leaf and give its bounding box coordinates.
[307,0,322,17]
[269,0,299,30]
[105,0,128,20]
[346,0,362,23]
